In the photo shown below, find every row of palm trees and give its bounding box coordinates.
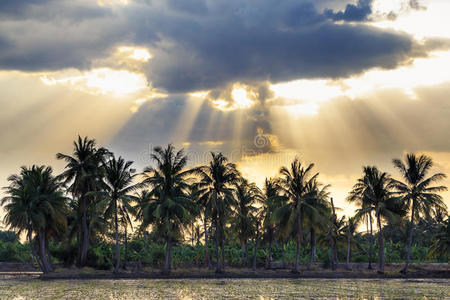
[1,136,448,275]
[347,156,447,273]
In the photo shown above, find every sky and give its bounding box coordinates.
[1,0,450,224]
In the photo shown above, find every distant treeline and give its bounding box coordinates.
[1,136,448,274]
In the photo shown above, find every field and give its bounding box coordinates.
[0,278,448,299]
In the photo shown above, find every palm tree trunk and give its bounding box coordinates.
[114,199,120,273]
[329,225,336,270]
[45,236,54,272]
[245,241,250,267]
[368,213,373,270]
[27,226,45,273]
[346,229,351,270]
[241,240,246,267]
[214,217,221,273]
[330,198,337,270]
[77,229,82,267]
[376,213,385,274]
[80,195,89,268]
[308,228,315,269]
[266,231,272,269]
[38,230,51,274]
[253,223,259,271]
[163,237,171,274]
[281,239,286,268]
[191,223,195,246]
[144,231,148,249]
[220,228,225,271]
[294,215,302,273]
[401,201,416,274]
[124,225,128,270]
[203,217,212,268]
[334,241,339,265]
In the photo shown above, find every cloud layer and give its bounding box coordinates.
[0,0,439,93]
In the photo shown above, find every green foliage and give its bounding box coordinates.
[87,244,113,270]
[0,140,448,273]
[0,231,18,243]
[0,240,31,262]
[138,243,165,267]
[50,241,78,267]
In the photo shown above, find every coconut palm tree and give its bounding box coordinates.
[133,190,152,249]
[274,158,319,273]
[141,145,197,274]
[260,178,285,269]
[428,215,449,260]
[102,156,138,273]
[348,166,399,274]
[195,152,240,273]
[252,207,263,271]
[303,179,330,270]
[344,216,358,270]
[232,178,260,267]
[1,165,68,273]
[348,188,376,269]
[328,197,341,270]
[56,136,109,267]
[392,153,447,273]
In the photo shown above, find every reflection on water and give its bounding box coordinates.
[0,278,448,299]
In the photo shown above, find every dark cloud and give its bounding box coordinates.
[0,0,442,92]
[324,0,373,22]
[145,22,414,92]
[0,0,49,18]
[0,0,111,21]
[166,0,208,14]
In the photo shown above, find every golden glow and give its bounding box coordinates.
[372,0,450,39]
[118,47,152,62]
[41,68,148,96]
[271,79,342,117]
[281,103,319,117]
[207,84,256,111]
[270,50,450,107]
[232,88,253,108]
[188,91,209,98]
[342,51,450,99]
[271,79,342,103]
[211,99,231,111]
[198,141,224,146]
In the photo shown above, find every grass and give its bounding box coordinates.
[0,278,448,299]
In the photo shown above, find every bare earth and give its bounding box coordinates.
[0,278,449,299]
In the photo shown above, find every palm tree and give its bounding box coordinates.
[428,216,449,260]
[328,197,340,270]
[252,207,263,271]
[56,136,109,267]
[274,158,319,273]
[232,178,260,267]
[141,145,197,274]
[348,166,399,274]
[392,153,447,273]
[260,178,284,269]
[134,190,152,249]
[195,153,239,273]
[344,216,358,270]
[1,165,68,273]
[348,182,379,270]
[303,179,330,270]
[102,156,138,273]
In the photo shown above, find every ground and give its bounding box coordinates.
[0,278,448,299]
